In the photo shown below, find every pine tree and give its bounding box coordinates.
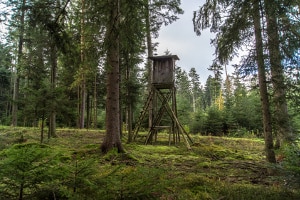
[188,67,202,112]
[120,0,145,142]
[193,0,277,162]
[101,0,124,153]
[0,44,12,124]
[252,0,275,162]
[264,0,293,145]
[10,0,27,127]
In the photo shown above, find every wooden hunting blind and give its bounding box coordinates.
[151,55,178,88]
[133,55,193,149]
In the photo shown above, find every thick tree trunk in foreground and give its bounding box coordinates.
[101,0,124,153]
[252,0,276,163]
[264,0,292,146]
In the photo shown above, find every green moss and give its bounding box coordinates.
[0,127,299,199]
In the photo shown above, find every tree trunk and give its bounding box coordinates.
[49,43,57,138]
[125,58,133,143]
[11,68,20,127]
[264,0,292,146]
[19,177,24,200]
[252,0,276,163]
[192,93,196,112]
[79,0,86,129]
[127,103,133,143]
[119,67,122,138]
[79,79,86,129]
[86,93,90,129]
[12,0,26,127]
[41,113,45,143]
[146,0,154,129]
[101,0,124,153]
[93,74,97,128]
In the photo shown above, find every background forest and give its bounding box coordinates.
[0,0,299,143]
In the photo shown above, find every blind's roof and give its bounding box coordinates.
[149,55,179,61]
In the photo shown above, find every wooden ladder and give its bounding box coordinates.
[133,89,153,140]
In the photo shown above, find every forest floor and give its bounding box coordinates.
[0,127,299,199]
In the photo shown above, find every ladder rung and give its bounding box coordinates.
[152,126,171,129]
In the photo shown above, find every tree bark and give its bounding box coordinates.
[101,0,124,153]
[252,0,276,163]
[79,0,86,129]
[93,74,97,128]
[18,180,24,200]
[12,0,26,127]
[41,113,45,143]
[264,0,292,146]
[126,59,133,143]
[49,42,57,138]
[127,102,133,143]
[146,0,154,129]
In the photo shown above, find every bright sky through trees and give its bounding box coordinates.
[155,0,243,83]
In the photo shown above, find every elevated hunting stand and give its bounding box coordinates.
[133,55,193,149]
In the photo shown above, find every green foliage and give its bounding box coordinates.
[0,128,299,199]
[177,94,192,125]
[60,157,101,200]
[0,43,12,124]
[222,108,237,134]
[189,111,206,134]
[0,140,103,200]
[99,165,169,199]
[2,0,298,140]
[0,143,65,199]
[279,142,300,186]
[232,91,263,132]
[228,127,258,138]
[188,91,260,136]
[205,106,224,136]
[150,0,184,35]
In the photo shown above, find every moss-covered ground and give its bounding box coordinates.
[0,126,299,199]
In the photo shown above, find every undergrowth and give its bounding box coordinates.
[0,127,299,199]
